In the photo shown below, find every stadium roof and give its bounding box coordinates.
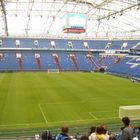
[0,0,140,39]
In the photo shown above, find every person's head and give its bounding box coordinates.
[80,135,89,140]
[101,125,108,134]
[122,116,130,126]
[61,126,69,134]
[89,125,96,134]
[96,125,104,135]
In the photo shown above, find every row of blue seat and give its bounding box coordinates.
[0,52,140,78]
[0,38,140,77]
[0,53,93,71]
[1,38,140,50]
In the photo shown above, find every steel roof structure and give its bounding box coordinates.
[0,0,140,39]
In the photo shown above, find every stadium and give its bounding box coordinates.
[0,0,140,139]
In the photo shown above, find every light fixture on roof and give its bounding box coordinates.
[97,18,100,22]
[136,5,140,10]
[106,12,111,20]
[119,10,123,16]
[52,16,55,21]
[107,16,110,20]
[137,0,140,7]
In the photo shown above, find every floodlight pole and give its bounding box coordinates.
[0,0,9,36]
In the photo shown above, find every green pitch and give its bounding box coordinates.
[0,72,140,131]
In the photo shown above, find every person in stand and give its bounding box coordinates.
[121,116,134,140]
[89,125,96,140]
[41,130,52,140]
[55,126,71,140]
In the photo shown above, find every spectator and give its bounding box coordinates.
[102,125,109,140]
[35,133,40,140]
[96,125,105,140]
[41,130,52,140]
[89,125,106,140]
[89,125,96,135]
[55,126,71,140]
[89,125,96,140]
[121,116,134,140]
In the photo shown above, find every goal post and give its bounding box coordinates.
[47,69,60,73]
[119,105,140,120]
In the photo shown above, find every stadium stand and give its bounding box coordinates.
[0,38,140,77]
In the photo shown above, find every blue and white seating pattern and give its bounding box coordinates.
[0,38,140,77]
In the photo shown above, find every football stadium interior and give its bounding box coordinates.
[0,0,140,140]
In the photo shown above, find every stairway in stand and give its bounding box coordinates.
[70,54,79,70]
[52,54,61,70]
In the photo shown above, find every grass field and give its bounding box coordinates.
[0,72,140,131]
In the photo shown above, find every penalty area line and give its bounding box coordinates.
[38,104,48,125]
[0,122,44,127]
[88,112,98,120]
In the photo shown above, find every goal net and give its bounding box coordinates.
[47,69,60,73]
[119,105,140,120]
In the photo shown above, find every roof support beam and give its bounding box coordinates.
[0,0,9,36]
[97,0,114,8]
[98,3,140,21]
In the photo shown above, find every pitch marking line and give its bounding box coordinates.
[88,112,98,120]
[0,117,119,127]
[38,104,48,125]
[0,122,44,127]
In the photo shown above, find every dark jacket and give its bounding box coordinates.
[121,127,134,140]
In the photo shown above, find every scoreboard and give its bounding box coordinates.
[63,13,87,33]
